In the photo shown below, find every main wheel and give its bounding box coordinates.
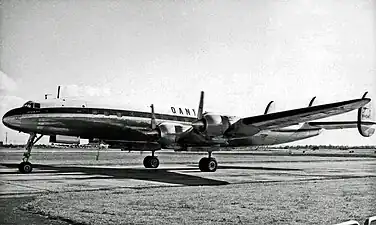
[143,156,159,168]
[19,162,33,174]
[199,157,217,172]
[143,156,151,168]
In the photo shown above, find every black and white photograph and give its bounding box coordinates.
[0,0,375,224]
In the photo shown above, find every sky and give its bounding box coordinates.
[0,0,375,146]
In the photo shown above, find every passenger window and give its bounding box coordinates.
[93,110,98,115]
[34,103,41,108]
[104,111,109,116]
[117,112,122,117]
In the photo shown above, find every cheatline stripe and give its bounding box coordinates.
[16,113,194,126]
[6,107,197,123]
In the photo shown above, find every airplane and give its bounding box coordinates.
[2,90,375,174]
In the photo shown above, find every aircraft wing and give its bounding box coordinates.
[224,98,370,137]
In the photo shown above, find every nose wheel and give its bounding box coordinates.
[19,162,33,173]
[18,133,43,174]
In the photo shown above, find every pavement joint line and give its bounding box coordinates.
[0,180,55,193]
[0,192,46,197]
[231,175,376,185]
[13,185,182,195]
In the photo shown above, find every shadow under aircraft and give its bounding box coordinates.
[0,163,229,186]
[0,163,305,186]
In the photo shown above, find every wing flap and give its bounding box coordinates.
[225,98,370,137]
[308,121,376,130]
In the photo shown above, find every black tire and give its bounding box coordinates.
[199,157,209,172]
[19,162,32,174]
[199,157,217,172]
[143,156,159,168]
[18,162,25,173]
[143,156,152,168]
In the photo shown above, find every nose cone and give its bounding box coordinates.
[2,110,12,127]
[2,108,21,130]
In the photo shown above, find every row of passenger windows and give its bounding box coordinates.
[92,110,121,117]
[91,109,194,122]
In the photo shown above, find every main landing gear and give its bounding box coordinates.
[19,133,43,174]
[143,151,159,168]
[142,151,218,171]
[199,151,218,172]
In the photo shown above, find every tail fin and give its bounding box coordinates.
[357,92,375,137]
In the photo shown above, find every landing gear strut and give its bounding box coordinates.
[199,151,218,172]
[18,133,43,173]
[143,151,159,168]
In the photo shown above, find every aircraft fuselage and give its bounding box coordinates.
[2,104,322,147]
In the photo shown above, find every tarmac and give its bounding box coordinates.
[0,148,375,224]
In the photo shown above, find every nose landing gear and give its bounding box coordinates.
[19,133,43,174]
[19,161,33,173]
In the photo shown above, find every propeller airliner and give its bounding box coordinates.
[2,91,375,173]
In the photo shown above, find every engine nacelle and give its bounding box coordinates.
[49,135,80,145]
[157,122,186,148]
[195,113,231,137]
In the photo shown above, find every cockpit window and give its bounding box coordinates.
[23,101,40,109]
[23,101,33,108]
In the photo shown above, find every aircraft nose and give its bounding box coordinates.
[2,109,13,127]
[2,108,21,129]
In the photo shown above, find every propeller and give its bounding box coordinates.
[150,104,157,129]
[149,91,206,132]
[192,91,206,131]
[197,91,204,120]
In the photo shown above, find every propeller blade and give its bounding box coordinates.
[197,91,204,119]
[150,104,156,129]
